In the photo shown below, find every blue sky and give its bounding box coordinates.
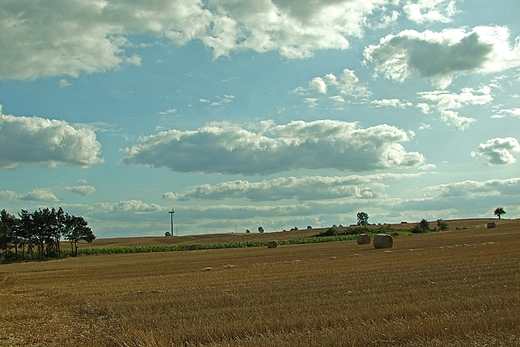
[1,0,520,237]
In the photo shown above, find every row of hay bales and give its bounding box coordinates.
[357,234,393,249]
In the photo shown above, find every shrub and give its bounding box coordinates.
[320,227,339,237]
[419,219,430,231]
[437,220,449,231]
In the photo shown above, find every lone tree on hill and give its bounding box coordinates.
[258,226,264,233]
[357,212,369,226]
[494,207,506,219]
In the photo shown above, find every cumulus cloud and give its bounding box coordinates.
[364,26,520,88]
[122,119,425,174]
[402,0,458,24]
[416,86,492,129]
[1,0,412,80]
[0,190,22,201]
[471,137,520,165]
[440,110,476,130]
[429,177,520,197]
[94,200,163,213]
[418,86,493,111]
[371,99,413,108]
[21,188,60,202]
[0,106,103,169]
[496,108,520,117]
[64,185,96,196]
[294,69,370,98]
[163,173,423,202]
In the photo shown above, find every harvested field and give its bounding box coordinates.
[0,219,519,346]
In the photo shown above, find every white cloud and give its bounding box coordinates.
[163,173,424,202]
[64,185,96,196]
[159,109,177,115]
[325,69,371,97]
[309,77,328,94]
[429,177,520,197]
[93,200,163,213]
[497,108,520,117]
[59,79,71,88]
[416,87,491,129]
[21,188,59,202]
[416,103,432,114]
[371,98,413,108]
[402,0,458,24]
[294,69,370,99]
[440,110,476,130]
[0,190,22,201]
[0,0,403,80]
[0,106,103,169]
[122,119,425,174]
[364,26,520,88]
[329,95,346,104]
[471,137,520,165]
[418,86,493,111]
[303,98,319,108]
[208,95,235,107]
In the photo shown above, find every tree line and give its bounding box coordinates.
[0,207,95,262]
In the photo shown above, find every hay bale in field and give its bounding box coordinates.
[356,234,371,245]
[373,234,393,249]
[189,244,197,250]
[267,241,278,248]
[487,222,496,228]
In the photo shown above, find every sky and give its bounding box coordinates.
[1,0,520,238]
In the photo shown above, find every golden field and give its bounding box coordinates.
[0,219,519,346]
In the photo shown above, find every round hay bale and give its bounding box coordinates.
[356,234,371,245]
[487,222,496,228]
[189,244,197,250]
[267,241,278,248]
[373,234,393,249]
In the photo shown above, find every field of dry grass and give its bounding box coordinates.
[1,219,519,346]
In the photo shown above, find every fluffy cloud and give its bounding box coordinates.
[496,108,520,118]
[64,185,96,196]
[164,173,423,202]
[0,190,22,201]
[402,0,458,24]
[440,110,476,130]
[416,86,493,129]
[0,0,401,80]
[364,26,520,88]
[294,69,370,98]
[122,120,425,174]
[93,200,163,213]
[21,188,60,202]
[429,177,520,197]
[371,99,413,108]
[471,137,520,165]
[0,106,103,169]
[418,86,493,111]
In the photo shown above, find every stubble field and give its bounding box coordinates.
[0,219,519,346]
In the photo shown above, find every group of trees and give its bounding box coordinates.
[0,207,95,262]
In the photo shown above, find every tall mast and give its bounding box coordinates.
[169,208,175,236]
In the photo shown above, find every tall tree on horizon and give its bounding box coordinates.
[494,207,506,219]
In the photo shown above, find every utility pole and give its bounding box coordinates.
[169,208,175,236]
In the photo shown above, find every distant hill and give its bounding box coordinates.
[78,218,514,249]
